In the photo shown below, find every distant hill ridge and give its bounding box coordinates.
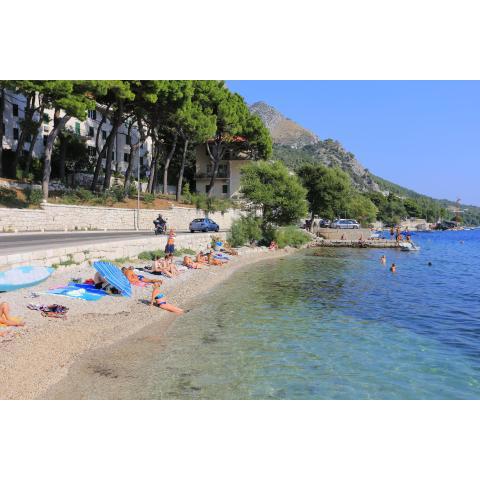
[249,101,380,192]
[249,100,480,223]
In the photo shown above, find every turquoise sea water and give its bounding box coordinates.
[50,230,480,399]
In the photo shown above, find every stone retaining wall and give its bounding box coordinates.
[315,227,375,241]
[0,203,242,233]
[0,232,225,269]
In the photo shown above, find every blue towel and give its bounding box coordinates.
[46,286,107,301]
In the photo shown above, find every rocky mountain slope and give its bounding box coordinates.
[250,101,319,148]
[250,101,380,192]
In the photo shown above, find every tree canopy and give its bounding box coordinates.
[297,164,351,220]
[240,160,307,226]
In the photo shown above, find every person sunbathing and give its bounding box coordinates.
[207,252,224,266]
[222,242,238,255]
[0,302,25,333]
[196,251,208,264]
[268,240,278,251]
[152,256,173,278]
[164,254,180,277]
[183,256,204,269]
[121,267,161,285]
[150,283,183,314]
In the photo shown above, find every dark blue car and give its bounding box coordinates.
[189,218,220,233]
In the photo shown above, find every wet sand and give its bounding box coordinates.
[0,247,291,399]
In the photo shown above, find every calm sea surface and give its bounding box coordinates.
[51,230,480,399]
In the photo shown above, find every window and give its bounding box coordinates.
[111,151,115,161]
[140,156,144,166]
[124,153,129,162]
[13,128,19,140]
[43,135,48,146]
[87,146,96,157]
[205,185,211,193]
[126,135,131,146]
[42,113,49,123]
[102,150,106,159]
[222,184,228,194]
[102,130,107,140]
[218,164,228,177]
[75,122,80,135]
[88,110,96,120]
[88,126,94,137]
[13,104,19,116]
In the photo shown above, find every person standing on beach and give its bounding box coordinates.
[165,229,176,255]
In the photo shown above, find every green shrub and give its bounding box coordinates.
[270,225,311,249]
[103,186,125,203]
[127,184,138,198]
[137,249,165,261]
[227,215,263,247]
[75,188,95,202]
[174,247,196,256]
[142,192,155,204]
[25,187,43,206]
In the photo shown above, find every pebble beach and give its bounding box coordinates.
[0,247,291,399]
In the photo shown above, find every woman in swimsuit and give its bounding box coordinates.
[152,256,173,277]
[207,252,224,266]
[150,283,183,314]
[183,256,204,269]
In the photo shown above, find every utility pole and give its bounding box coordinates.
[136,155,140,230]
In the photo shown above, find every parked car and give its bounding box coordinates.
[320,219,331,228]
[189,218,220,233]
[331,219,360,229]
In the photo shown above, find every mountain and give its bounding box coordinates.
[250,101,319,148]
[250,101,480,224]
[250,101,380,192]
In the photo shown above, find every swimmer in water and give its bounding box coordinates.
[380,255,387,264]
[390,263,396,273]
[428,262,432,266]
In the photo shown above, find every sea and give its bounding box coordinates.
[48,229,480,399]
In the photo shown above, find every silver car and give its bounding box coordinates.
[331,219,360,229]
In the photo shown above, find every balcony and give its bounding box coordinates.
[195,171,229,180]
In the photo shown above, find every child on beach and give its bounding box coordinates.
[150,282,183,314]
[165,229,176,255]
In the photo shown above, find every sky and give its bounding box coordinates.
[227,81,480,206]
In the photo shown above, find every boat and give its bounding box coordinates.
[0,266,54,292]
[399,241,421,252]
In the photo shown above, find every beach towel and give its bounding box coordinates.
[44,285,108,301]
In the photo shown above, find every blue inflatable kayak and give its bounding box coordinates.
[0,266,54,292]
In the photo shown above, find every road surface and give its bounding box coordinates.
[0,230,180,256]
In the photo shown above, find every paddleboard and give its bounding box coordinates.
[0,266,54,292]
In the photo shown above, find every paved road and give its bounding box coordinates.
[0,229,226,256]
[0,231,173,256]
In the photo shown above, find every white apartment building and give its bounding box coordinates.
[1,89,153,179]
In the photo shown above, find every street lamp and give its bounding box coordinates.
[136,152,140,231]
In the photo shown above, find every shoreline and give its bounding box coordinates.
[0,247,293,399]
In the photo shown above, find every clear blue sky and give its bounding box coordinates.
[227,81,480,206]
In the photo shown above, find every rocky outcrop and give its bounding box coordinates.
[250,101,319,148]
